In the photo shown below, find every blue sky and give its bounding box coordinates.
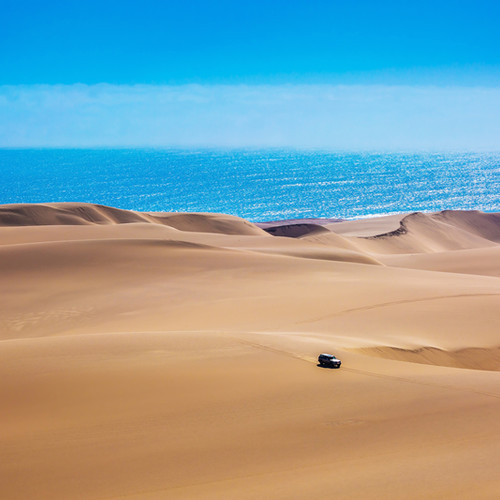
[2,0,500,85]
[1,0,499,148]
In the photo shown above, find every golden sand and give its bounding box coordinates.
[1,203,499,499]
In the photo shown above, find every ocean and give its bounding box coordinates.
[0,149,498,221]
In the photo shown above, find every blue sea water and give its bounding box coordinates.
[0,149,498,221]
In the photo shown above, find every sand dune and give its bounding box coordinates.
[1,203,499,499]
[259,222,331,238]
[326,213,405,237]
[0,202,267,235]
[0,202,150,226]
[347,211,500,254]
[381,246,500,277]
[434,210,500,242]
[357,345,500,371]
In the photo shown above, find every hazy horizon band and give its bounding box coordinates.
[1,84,500,150]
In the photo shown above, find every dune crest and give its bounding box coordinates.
[0,203,267,236]
[147,211,268,235]
[0,202,148,226]
[343,210,500,255]
[356,345,500,371]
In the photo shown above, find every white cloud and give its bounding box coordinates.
[0,84,499,149]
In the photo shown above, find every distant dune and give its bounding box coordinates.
[0,202,267,235]
[1,203,499,500]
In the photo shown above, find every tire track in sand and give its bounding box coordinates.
[295,292,500,326]
[229,333,500,401]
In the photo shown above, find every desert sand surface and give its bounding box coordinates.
[1,203,499,499]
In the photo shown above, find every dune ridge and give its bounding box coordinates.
[1,203,499,500]
[354,210,500,253]
[356,345,500,371]
[0,202,267,235]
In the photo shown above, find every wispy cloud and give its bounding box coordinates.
[1,84,499,149]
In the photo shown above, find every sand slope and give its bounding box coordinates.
[1,204,499,499]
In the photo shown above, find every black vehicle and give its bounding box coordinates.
[318,353,341,368]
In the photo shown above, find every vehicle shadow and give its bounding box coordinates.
[317,364,341,369]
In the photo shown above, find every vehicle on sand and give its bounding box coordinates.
[318,353,341,368]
